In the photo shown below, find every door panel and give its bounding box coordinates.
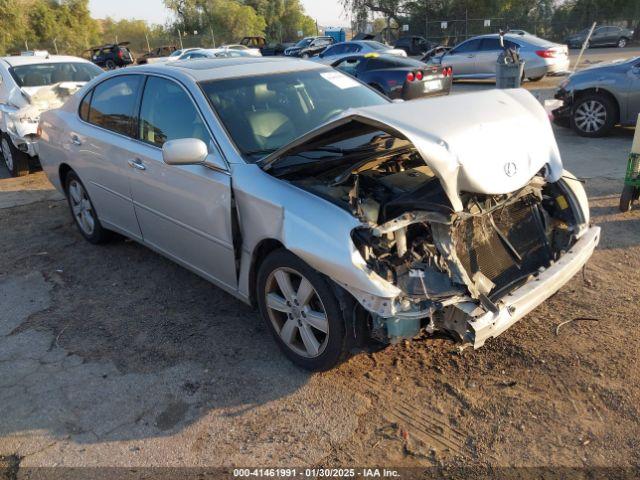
[443,39,481,76]
[68,75,144,239]
[624,65,640,124]
[129,75,237,289]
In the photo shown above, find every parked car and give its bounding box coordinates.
[284,36,334,58]
[137,46,178,65]
[38,58,599,370]
[395,36,436,56]
[428,33,569,81]
[240,36,290,56]
[174,48,261,60]
[565,26,634,49]
[85,42,135,69]
[552,56,640,137]
[0,53,103,176]
[316,40,407,63]
[221,44,262,56]
[331,53,452,100]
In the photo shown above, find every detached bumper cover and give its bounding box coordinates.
[469,226,600,348]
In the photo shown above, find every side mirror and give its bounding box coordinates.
[162,138,208,166]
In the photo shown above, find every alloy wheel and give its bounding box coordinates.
[618,38,627,48]
[1,138,13,172]
[574,100,607,134]
[68,179,96,236]
[264,267,329,358]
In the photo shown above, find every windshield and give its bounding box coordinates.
[10,62,103,87]
[295,38,313,48]
[200,68,389,162]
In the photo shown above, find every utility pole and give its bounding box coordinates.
[178,29,184,49]
[210,26,215,48]
[145,32,151,53]
[425,0,428,38]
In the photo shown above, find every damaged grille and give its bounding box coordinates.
[454,196,552,297]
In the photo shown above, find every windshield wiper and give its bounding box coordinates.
[244,148,278,158]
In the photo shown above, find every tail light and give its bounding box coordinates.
[536,49,557,58]
[36,125,42,138]
[118,49,123,59]
[442,66,453,77]
[406,72,415,82]
[415,70,423,81]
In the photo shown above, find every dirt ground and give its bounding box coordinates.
[1,67,640,476]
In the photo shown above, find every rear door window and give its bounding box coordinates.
[87,75,143,137]
[452,39,481,53]
[479,38,502,51]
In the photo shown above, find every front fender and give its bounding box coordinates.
[232,163,401,302]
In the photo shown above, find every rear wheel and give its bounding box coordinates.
[105,59,116,70]
[617,37,628,48]
[1,134,29,177]
[620,185,638,212]
[571,93,616,137]
[257,249,349,371]
[527,75,545,82]
[65,172,111,244]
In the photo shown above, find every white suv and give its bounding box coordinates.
[0,52,103,176]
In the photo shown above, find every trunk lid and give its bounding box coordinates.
[261,88,563,211]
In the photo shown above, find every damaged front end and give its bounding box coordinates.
[261,90,599,347]
[1,82,84,156]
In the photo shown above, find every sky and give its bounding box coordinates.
[88,0,350,28]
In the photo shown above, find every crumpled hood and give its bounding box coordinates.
[21,82,86,111]
[5,82,86,138]
[262,88,563,212]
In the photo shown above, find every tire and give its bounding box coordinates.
[617,37,628,48]
[571,93,617,137]
[64,171,111,244]
[256,249,350,371]
[620,185,638,212]
[1,133,29,177]
[301,53,310,59]
[105,59,116,70]
[527,75,545,82]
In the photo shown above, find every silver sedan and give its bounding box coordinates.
[38,58,599,370]
[430,33,570,81]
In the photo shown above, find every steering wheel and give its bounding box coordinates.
[320,108,343,123]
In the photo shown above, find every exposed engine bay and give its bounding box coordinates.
[268,128,583,344]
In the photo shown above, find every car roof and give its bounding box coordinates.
[0,55,92,67]
[135,57,326,82]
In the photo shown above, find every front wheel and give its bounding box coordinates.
[105,59,116,70]
[301,53,310,59]
[257,249,350,371]
[527,75,545,82]
[1,134,29,177]
[571,94,616,137]
[617,37,628,48]
[65,172,111,244]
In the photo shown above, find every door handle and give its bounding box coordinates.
[71,135,82,146]
[128,158,146,171]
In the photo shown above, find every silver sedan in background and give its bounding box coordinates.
[37,58,598,370]
[429,33,570,81]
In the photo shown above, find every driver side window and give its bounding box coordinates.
[335,58,361,76]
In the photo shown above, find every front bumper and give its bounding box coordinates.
[469,226,600,348]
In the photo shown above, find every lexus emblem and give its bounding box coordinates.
[504,162,517,177]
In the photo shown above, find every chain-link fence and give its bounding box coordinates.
[381,15,638,47]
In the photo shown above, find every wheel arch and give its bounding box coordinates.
[59,163,73,192]
[248,238,285,307]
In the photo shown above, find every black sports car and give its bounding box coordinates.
[331,54,452,100]
[284,36,334,58]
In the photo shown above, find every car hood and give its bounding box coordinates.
[261,88,563,212]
